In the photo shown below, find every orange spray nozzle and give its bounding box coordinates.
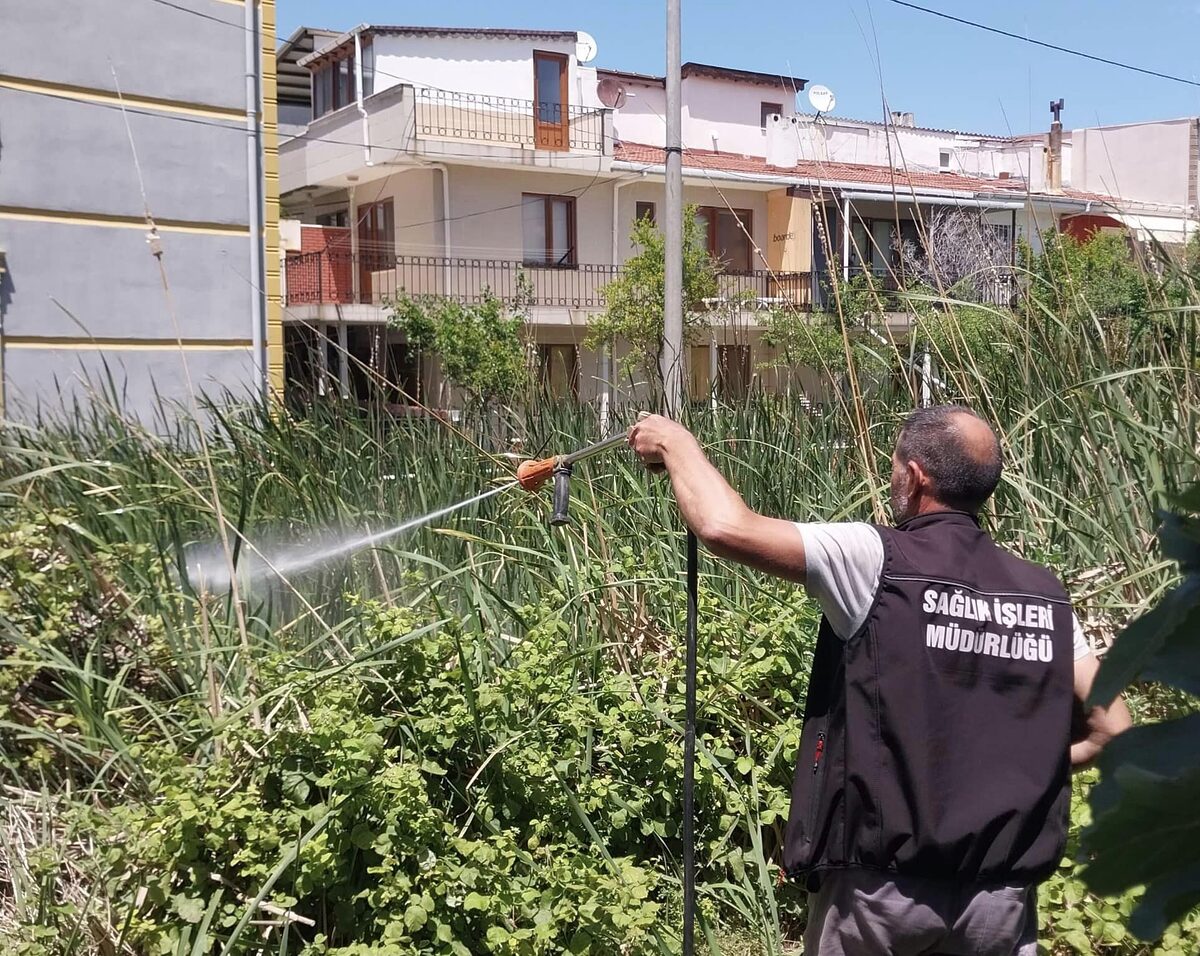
[516,455,560,491]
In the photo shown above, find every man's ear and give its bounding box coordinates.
[907,459,929,495]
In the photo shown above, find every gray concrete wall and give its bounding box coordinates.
[0,0,248,109]
[0,91,250,224]
[0,220,254,340]
[4,347,258,425]
[0,0,266,428]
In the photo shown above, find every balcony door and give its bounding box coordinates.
[358,199,394,304]
[533,51,569,151]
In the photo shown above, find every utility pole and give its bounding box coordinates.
[660,10,695,956]
[661,0,684,415]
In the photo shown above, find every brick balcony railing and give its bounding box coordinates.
[285,251,814,312]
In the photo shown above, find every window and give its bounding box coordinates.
[361,36,375,98]
[316,210,349,228]
[311,48,358,120]
[635,201,656,225]
[385,340,421,404]
[522,194,576,267]
[849,217,894,274]
[696,207,753,272]
[939,148,952,173]
[537,344,580,398]
[718,344,751,399]
[761,101,783,131]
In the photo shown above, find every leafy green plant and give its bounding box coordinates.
[586,207,719,400]
[1081,487,1200,941]
[1023,231,1151,329]
[387,286,532,411]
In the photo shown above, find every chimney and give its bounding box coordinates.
[765,113,800,169]
[890,111,915,127]
[1046,98,1065,194]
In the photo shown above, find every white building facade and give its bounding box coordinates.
[276,24,1198,411]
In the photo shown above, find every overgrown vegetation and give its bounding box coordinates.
[2,228,1200,954]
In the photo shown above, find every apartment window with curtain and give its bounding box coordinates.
[696,207,753,273]
[522,194,576,267]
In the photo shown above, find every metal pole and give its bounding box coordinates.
[243,0,266,395]
[842,196,851,283]
[683,529,698,956]
[921,347,932,408]
[661,0,684,416]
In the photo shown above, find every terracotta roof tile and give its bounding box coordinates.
[613,141,1118,204]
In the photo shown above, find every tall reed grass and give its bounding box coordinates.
[2,244,1197,953]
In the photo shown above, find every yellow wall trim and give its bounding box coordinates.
[0,75,246,122]
[0,207,251,237]
[6,337,253,351]
[262,0,285,396]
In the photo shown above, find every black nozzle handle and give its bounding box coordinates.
[550,461,573,525]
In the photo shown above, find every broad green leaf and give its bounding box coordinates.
[1087,578,1200,707]
[463,891,489,911]
[404,903,428,932]
[172,894,205,925]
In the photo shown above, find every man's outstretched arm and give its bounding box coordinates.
[1070,651,1132,768]
[627,415,806,582]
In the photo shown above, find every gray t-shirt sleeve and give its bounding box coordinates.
[794,522,884,640]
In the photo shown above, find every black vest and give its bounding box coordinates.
[783,511,1074,888]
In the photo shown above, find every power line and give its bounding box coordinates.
[889,0,1200,89]
[143,0,244,30]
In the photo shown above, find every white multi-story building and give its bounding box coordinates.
[276,24,1198,409]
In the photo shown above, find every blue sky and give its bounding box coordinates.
[279,1,1200,134]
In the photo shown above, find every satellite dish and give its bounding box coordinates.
[597,76,627,109]
[576,31,598,64]
[807,84,836,114]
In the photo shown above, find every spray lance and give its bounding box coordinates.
[516,419,701,954]
[514,431,630,522]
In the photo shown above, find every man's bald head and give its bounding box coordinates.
[893,405,1002,516]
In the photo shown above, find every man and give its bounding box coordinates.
[627,405,1130,956]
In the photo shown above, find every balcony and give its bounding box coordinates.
[281,83,612,192]
[284,250,813,316]
[414,88,607,153]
